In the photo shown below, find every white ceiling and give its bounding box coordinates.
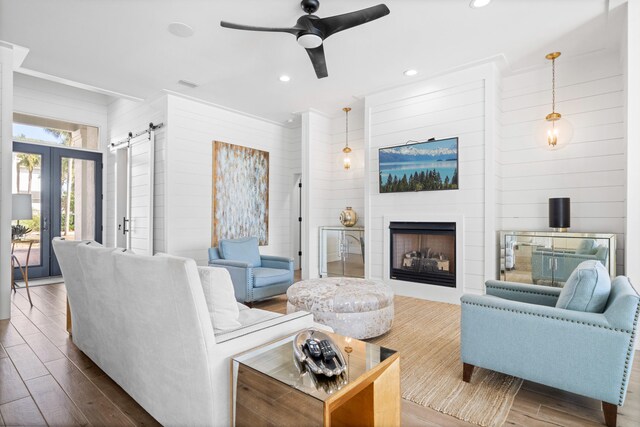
[0,0,625,123]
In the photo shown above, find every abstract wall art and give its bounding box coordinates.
[212,141,269,246]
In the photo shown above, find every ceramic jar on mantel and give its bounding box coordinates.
[339,207,358,227]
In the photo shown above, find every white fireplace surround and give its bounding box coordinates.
[383,215,465,305]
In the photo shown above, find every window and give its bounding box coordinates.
[13,112,99,150]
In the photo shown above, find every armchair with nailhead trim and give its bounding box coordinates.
[460,277,639,427]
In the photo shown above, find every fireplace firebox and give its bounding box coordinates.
[389,222,456,287]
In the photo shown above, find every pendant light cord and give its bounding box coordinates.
[345,108,349,149]
[551,57,556,114]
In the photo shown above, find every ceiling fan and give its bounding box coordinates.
[220,0,390,79]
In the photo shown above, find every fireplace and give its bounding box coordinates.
[389,222,456,287]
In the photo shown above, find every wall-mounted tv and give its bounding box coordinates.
[379,137,458,193]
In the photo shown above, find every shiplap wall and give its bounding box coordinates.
[500,51,626,274]
[329,102,365,227]
[365,64,498,300]
[166,94,293,265]
[0,45,12,319]
[106,95,166,252]
[301,111,333,278]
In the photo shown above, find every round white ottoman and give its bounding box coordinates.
[286,278,394,339]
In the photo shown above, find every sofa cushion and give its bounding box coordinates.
[219,237,261,267]
[575,239,596,254]
[197,266,241,332]
[556,260,611,313]
[253,267,291,288]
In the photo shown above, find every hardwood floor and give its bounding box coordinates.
[1,283,638,426]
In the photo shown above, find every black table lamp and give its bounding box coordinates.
[549,198,570,232]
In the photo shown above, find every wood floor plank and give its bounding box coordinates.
[25,374,90,426]
[504,408,562,426]
[0,357,30,405]
[10,294,52,327]
[5,344,49,381]
[87,373,161,426]
[0,320,25,348]
[9,314,41,337]
[34,320,70,347]
[57,341,99,375]
[0,396,46,426]
[22,331,66,364]
[45,358,136,427]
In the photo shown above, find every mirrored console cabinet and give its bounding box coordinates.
[499,231,616,287]
[319,226,365,278]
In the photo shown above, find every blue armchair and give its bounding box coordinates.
[461,275,639,427]
[208,237,294,305]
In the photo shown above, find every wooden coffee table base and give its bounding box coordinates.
[234,338,400,427]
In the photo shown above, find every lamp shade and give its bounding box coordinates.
[12,194,33,220]
[549,197,570,230]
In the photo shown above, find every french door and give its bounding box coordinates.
[12,142,102,278]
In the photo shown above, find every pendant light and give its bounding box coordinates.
[342,107,352,170]
[539,52,573,150]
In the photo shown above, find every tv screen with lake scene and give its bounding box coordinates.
[379,137,458,193]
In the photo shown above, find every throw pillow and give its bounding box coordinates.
[197,266,241,332]
[155,253,241,331]
[556,260,611,313]
[219,237,262,267]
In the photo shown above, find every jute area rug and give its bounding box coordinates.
[367,296,522,427]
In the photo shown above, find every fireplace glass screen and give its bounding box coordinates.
[389,222,456,287]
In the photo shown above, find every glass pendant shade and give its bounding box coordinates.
[343,147,351,170]
[538,113,574,150]
[538,52,573,150]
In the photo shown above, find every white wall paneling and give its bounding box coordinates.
[500,51,626,274]
[301,111,333,279]
[625,0,640,285]
[166,94,293,265]
[0,43,15,319]
[364,64,499,300]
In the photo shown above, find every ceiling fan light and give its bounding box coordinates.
[470,0,492,8]
[297,33,323,49]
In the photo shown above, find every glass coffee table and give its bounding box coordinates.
[231,330,400,427]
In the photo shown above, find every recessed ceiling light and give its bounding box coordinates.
[279,75,291,82]
[469,0,492,8]
[286,118,294,123]
[168,22,194,38]
[403,69,418,77]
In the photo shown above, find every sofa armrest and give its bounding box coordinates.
[209,259,251,268]
[484,280,561,307]
[215,311,312,343]
[260,255,294,270]
[460,294,634,405]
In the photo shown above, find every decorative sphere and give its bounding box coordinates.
[339,207,358,227]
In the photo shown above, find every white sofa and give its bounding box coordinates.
[52,238,317,426]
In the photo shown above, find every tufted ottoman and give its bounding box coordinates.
[286,278,394,339]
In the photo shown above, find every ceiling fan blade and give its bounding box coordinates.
[305,45,328,79]
[318,4,390,39]
[220,21,301,36]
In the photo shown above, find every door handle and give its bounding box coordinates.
[122,217,129,235]
[42,217,49,231]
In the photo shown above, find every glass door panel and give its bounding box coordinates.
[59,158,96,241]
[51,147,102,277]
[12,142,51,278]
